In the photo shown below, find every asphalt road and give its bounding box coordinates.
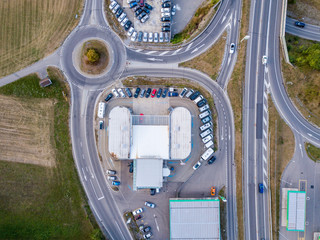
[286,17,320,42]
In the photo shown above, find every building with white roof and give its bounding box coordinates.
[287,191,306,231]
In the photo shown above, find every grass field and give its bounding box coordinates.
[0,69,102,239]
[287,0,320,25]
[179,31,227,80]
[305,143,320,162]
[0,0,83,78]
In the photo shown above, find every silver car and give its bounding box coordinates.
[131,31,137,41]
[143,32,148,42]
[159,32,164,42]
[148,32,153,42]
[117,88,126,97]
[154,32,159,43]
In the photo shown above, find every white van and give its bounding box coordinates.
[200,122,212,131]
[205,140,214,148]
[199,110,211,119]
[185,89,194,98]
[200,128,212,138]
[193,95,203,104]
[199,104,210,112]
[202,134,213,143]
[201,148,214,161]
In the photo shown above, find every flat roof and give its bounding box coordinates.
[130,125,169,159]
[108,107,131,159]
[170,107,191,159]
[287,191,306,231]
[134,159,163,189]
[170,198,220,239]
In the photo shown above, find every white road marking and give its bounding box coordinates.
[82,168,87,181]
[185,42,193,52]
[191,44,205,54]
[263,168,267,176]
[135,49,143,52]
[159,51,169,56]
[263,142,267,150]
[263,155,267,163]
[146,50,157,55]
[299,143,303,156]
[146,57,163,62]
[171,48,182,55]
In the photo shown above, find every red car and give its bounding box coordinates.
[139,0,144,7]
[151,89,157,98]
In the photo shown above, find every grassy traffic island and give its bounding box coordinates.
[80,40,109,75]
[305,143,320,162]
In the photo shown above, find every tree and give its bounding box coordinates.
[86,48,100,63]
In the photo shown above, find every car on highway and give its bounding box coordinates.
[143,32,148,42]
[294,21,305,28]
[143,232,152,239]
[151,89,156,98]
[162,88,168,97]
[201,116,212,124]
[189,91,200,100]
[145,88,152,98]
[144,201,156,208]
[105,93,113,102]
[134,87,141,98]
[108,175,117,180]
[112,181,121,186]
[199,104,210,112]
[208,155,216,164]
[161,17,171,22]
[138,31,143,42]
[131,31,137,41]
[197,98,207,107]
[262,55,268,65]
[259,183,264,193]
[118,88,126,97]
[140,89,146,97]
[156,88,162,98]
[211,186,216,196]
[230,43,235,54]
[132,207,144,215]
[193,161,201,170]
[99,120,104,129]
[107,169,116,175]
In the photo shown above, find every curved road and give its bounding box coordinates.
[286,17,320,42]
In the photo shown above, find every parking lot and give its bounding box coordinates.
[96,86,224,239]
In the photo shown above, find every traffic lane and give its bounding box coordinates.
[286,17,320,42]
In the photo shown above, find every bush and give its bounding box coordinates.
[86,49,100,63]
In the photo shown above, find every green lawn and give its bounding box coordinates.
[305,143,320,162]
[0,69,103,240]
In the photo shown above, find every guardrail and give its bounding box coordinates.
[280,0,292,65]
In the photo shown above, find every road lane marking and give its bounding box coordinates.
[82,168,87,181]
[159,51,169,56]
[135,49,143,52]
[146,50,157,55]
[171,48,182,55]
[185,42,193,52]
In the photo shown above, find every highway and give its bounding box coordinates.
[286,17,320,42]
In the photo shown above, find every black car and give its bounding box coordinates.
[189,91,200,100]
[138,31,143,42]
[161,17,171,22]
[135,8,143,16]
[208,156,216,165]
[143,226,151,233]
[137,11,146,20]
[161,27,170,32]
[124,21,132,31]
[129,162,133,173]
[144,3,153,10]
[162,88,168,98]
[104,93,113,102]
[197,98,207,107]
[134,87,141,98]
[143,8,150,14]
[150,188,156,195]
[156,88,162,98]
[125,88,132,98]
[295,21,305,28]
[145,88,152,98]
[116,8,123,18]
[162,22,170,27]
[162,2,171,8]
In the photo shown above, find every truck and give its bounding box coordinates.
[97,102,106,118]
[201,148,214,161]
[200,128,212,138]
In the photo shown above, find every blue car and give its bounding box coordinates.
[168,92,179,97]
[259,183,264,193]
[129,1,138,8]
[112,181,121,186]
[162,88,168,98]
[157,88,162,98]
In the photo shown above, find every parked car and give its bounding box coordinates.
[112,88,120,97]
[162,22,170,27]
[120,17,128,27]
[143,32,148,42]
[150,188,156,195]
[161,17,171,22]
[154,32,159,43]
[134,87,141,98]
[145,88,152,98]
[108,175,117,180]
[129,161,133,173]
[141,14,149,23]
[162,3,171,8]
[125,88,132,97]
[118,88,126,97]
[185,89,194,98]
[99,120,104,129]
[162,88,168,97]
[109,1,117,10]
[201,116,212,124]
[140,89,146,97]
[143,232,152,239]
[112,181,121,186]
[202,134,213,144]
[148,32,153,42]
[131,31,137,41]
[132,208,144,216]
[129,1,138,8]
[105,93,113,102]
[161,12,171,18]
[171,5,176,15]
[135,7,143,16]
[139,0,144,7]
[161,8,170,13]
[194,95,204,104]
[162,27,170,32]
[180,88,188,97]
[143,226,151,232]
[156,88,162,98]
[193,161,201,170]
[259,183,264,193]
[139,224,145,232]
[144,3,153,10]
[199,104,210,112]
[208,155,216,164]
[107,169,116,175]
[168,92,178,97]
[138,31,143,42]
[211,186,216,196]
[124,20,132,31]
[112,4,120,14]
[118,13,126,22]
[115,8,123,18]
[145,201,156,208]
[151,89,157,98]
[143,7,150,14]
[200,122,212,131]
[165,32,169,42]
[127,26,135,36]
[135,214,142,220]
[138,11,146,20]
[189,91,200,100]
[159,32,164,42]
[295,21,305,28]
[197,98,207,107]
[230,43,235,53]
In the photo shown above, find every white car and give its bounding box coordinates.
[161,8,170,13]
[262,55,268,65]
[112,88,120,97]
[141,14,149,23]
[193,161,201,170]
[161,12,171,17]
[131,31,137,41]
[154,32,159,43]
[229,43,235,54]
[132,208,144,216]
[127,27,135,36]
[171,5,176,15]
[120,17,128,26]
[148,32,153,42]
[118,13,126,22]
[159,32,164,42]
[109,1,117,10]
[112,4,120,14]
[143,32,148,42]
[164,32,169,42]
[117,88,126,97]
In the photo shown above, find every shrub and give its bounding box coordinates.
[86,49,100,63]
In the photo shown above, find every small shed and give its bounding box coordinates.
[39,77,52,88]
